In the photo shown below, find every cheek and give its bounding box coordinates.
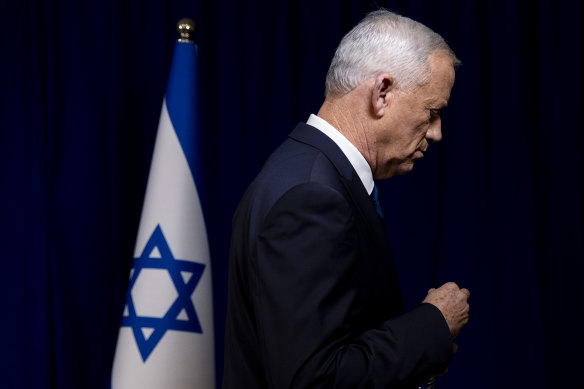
[413,121,430,140]
[399,122,428,147]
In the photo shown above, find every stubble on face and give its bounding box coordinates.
[371,52,455,179]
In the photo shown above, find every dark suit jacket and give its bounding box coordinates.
[223,123,453,389]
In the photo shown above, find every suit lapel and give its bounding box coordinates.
[342,171,392,257]
[288,123,391,257]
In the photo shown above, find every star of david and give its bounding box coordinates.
[121,224,206,361]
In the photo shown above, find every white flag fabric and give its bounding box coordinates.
[111,40,214,388]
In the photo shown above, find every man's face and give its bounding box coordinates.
[372,52,455,179]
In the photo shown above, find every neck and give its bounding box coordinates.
[317,90,378,174]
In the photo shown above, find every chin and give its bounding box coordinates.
[395,162,415,175]
[376,163,414,179]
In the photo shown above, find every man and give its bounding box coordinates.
[223,10,470,389]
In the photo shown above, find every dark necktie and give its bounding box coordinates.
[370,185,384,219]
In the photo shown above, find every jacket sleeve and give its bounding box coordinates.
[252,182,453,388]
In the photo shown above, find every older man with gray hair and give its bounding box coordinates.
[223,9,470,389]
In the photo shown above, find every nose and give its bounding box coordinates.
[426,117,442,142]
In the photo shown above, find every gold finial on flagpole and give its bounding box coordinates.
[177,18,196,43]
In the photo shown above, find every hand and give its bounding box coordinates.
[422,282,470,338]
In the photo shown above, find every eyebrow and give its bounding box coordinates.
[426,100,448,110]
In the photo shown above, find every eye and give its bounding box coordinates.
[429,109,441,121]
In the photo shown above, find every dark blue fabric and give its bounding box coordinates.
[371,185,384,219]
[224,123,440,388]
[165,42,205,197]
[0,0,582,388]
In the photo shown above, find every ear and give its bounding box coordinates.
[371,73,394,117]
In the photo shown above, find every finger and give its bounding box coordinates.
[461,288,470,298]
[428,288,436,293]
[445,281,459,289]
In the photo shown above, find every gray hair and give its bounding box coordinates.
[325,10,460,96]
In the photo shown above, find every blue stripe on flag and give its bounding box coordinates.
[165,42,204,194]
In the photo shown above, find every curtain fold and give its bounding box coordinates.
[1,0,581,388]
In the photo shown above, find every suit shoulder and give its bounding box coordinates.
[234,149,349,238]
[250,139,343,203]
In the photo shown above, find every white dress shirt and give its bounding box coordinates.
[307,114,374,195]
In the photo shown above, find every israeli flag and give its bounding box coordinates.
[111,39,214,388]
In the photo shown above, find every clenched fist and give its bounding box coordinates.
[422,282,470,338]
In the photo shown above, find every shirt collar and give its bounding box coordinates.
[307,114,374,195]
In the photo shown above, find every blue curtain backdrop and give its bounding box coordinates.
[1,0,582,388]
